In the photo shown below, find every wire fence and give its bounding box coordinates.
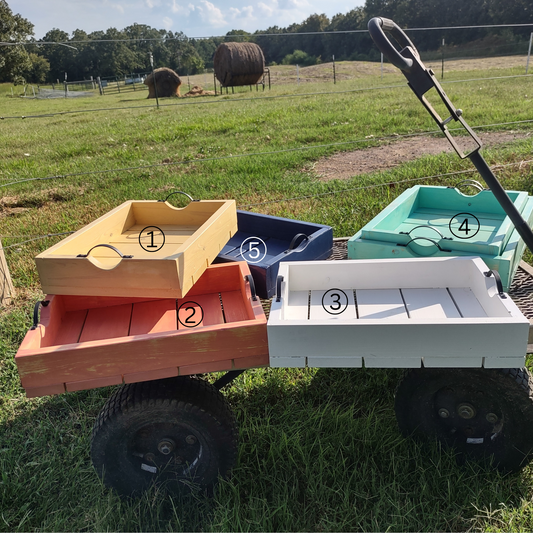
[2,157,532,252]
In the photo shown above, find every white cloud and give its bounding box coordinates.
[193,0,226,27]
[257,1,275,17]
[170,0,190,14]
[229,5,255,22]
[162,16,173,28]
[103,0,125,14]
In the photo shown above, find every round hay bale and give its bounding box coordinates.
[144,67,182,98]
[213,42,265,87]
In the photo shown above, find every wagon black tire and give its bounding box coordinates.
[395,367,533,473]
[90,376,238,497]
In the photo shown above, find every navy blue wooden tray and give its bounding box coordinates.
[215,211,333,299]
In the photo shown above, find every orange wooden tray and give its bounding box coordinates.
[16,262,268,398]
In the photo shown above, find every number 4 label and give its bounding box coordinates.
[449,212,480,240]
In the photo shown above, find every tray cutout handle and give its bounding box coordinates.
[484,270,506,299]
[285,233,309,254]
[398,236,452,256]
[245,274,258,301]
[77,244,133,271]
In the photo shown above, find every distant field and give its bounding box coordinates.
[1,61,533,532]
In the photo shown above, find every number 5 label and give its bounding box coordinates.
[240,236,268,264]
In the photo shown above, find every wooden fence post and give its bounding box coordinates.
[0,240,14,305]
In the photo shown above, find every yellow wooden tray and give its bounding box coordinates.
[35,198,237,298]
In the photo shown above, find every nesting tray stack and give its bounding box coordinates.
[215,211,333,299]
[35,199,238,298]
[267,257,529,369]
[17,198,271,398]
[347,186,533,291]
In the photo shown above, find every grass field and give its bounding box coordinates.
[1,59,533,531]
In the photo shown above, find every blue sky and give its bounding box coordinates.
[10,0,364,40]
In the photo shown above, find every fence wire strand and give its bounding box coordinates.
[1,119,532,189]
[2,159,532,252]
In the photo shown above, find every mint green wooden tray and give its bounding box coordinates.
[348,186,533,291]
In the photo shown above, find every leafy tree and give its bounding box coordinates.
[282,49,319,66]
[20,52,49,83]
[0,0,34,82]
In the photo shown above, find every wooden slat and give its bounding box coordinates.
[356,289,408,319]
[124,367,179,384]
[285,290,309,320]
[448,287,487,318]
[402,288,461,319]
[220,290,249,323]
[79,304,133,342]
[25,383,66,398]
[52,309,88,346]
[310,289,356,320]
[179,359,234,376]
[177,293,223,329]
[66,374,123,392]
[130,300,177,335]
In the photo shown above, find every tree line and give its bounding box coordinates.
[0,0,531,84]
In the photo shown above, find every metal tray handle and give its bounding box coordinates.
[285,233,309,253]
[400,225,451,240]
[399,236,451,256]
[275,275,284,302]
[77,244,133,259]
[159,191,198,203]
[452,179,486,194]
[245,274,258,301]
[485,270,506,299]
[31,299,50,330]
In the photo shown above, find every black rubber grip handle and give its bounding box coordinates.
[367,17,418,72]
[245,274,258,301]
[77,243,133,259]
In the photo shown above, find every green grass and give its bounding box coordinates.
[1,60,533,531]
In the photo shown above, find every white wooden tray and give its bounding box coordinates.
[267,257,529,369]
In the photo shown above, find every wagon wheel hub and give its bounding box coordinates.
[434,386,503,442]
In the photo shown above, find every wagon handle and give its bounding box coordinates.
[77,244,133,259]
[399,225,452,240]
[367,17,418,73]
[159,191,198,203]
[451,180,486,194]
[31,299,50,330]
[484,270,507,299]
[285,233,309,253]
[367,17,481,160]
[399,237,451,256]
[244,274,258,301]
[275,275,284,302]
[368,16,533,261]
